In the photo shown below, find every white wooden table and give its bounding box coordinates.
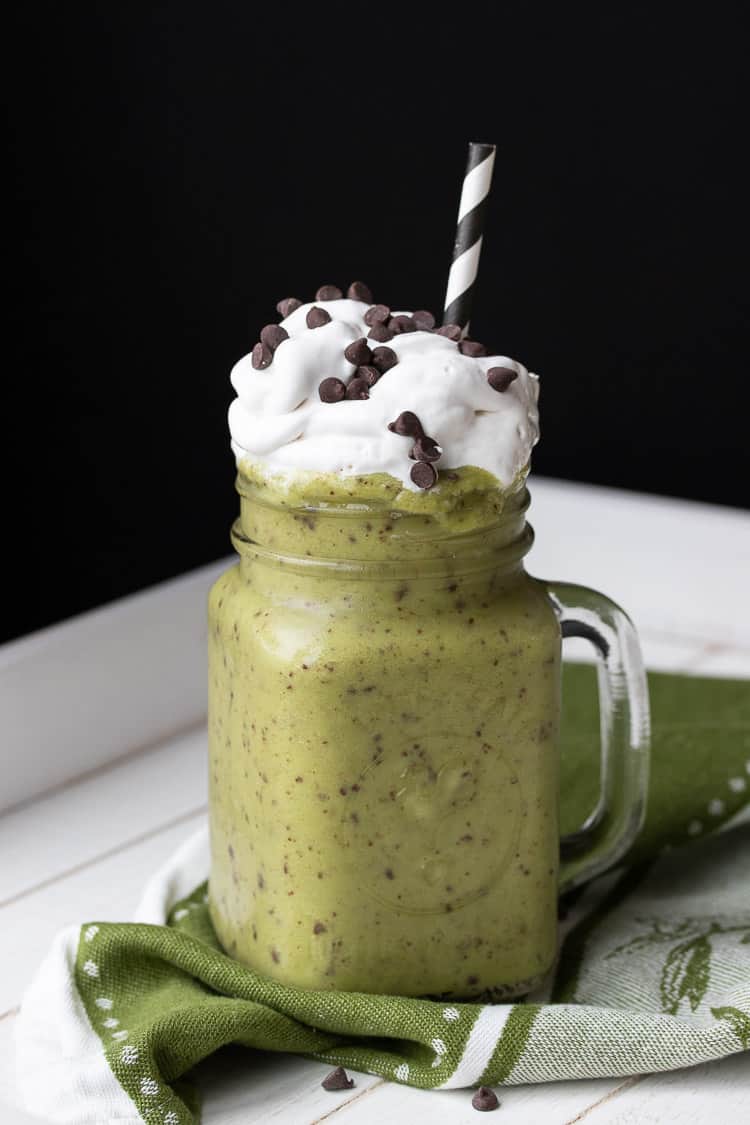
[1,478,749,1123]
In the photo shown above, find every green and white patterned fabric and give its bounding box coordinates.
[14,667,750,1123]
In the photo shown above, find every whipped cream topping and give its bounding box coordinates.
[229,299,539,491]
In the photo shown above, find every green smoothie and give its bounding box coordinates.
[208,465,561,998]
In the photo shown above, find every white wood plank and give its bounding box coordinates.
[528,479,750,648]
[0,558,226,813]
[564,632,750,678]
[0,726,207,905]
[195,1046,381,1123]
[627,634,706,675]
[0,814,204,1015]
[562,632,709,674]
[325,1074,627,1124]
[689,644,750,680]
[584,1051,750,1124]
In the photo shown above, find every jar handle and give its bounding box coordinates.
[542,581,651,893]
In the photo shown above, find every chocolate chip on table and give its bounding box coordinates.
[388,410,424,437]
[487,366,519,393]
[345,376,370,400]
[411,435,442,462]
[315,284,343,300]
[251,341,273,369]
[347,280,373,303]
[344,337,373,366]
[371,345,398,373]
[357,365,381,387]
[368,322,395,342]
[319,377,347,403]
[471,1086,500,1112]
[364,303,391,326]
[436,323,462,341]
[389,314,416,334]
[307,306,332,329]
[459,339,488,357]
[411,461,438,490]
[412,309,436,330]
[322,1066,355,1091]
[276,297,302,318]
[259,323,289,351]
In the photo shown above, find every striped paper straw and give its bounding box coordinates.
[442,142,497,333]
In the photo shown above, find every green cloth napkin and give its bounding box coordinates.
[16,668,750,1123]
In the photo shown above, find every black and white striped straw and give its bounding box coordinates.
[442,141,497,333]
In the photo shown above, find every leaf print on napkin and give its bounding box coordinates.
[660,935,711,1015]
[710,1006,750,1048]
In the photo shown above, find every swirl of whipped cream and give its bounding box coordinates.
[228,299,539,491]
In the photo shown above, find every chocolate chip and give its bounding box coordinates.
[411,435,442,463]
[459,339,488,357]
[436,323,462,341]
[412,309,436,330]
[389,314,416,334]
[388,410,423,437]
[487,366,519,393]
[347,280,373,303]
[322,1066,355,1091]
[319,377,347,403]
[251,341,273,369]
[357,365,381,387]
[364,304,391,326]
[368,322,395,342]
[371,345,398,373]
[344,338,372,366]
[345,376,370,400]
[276,297,302,318]
[260,324,289,351]
[411,461,438,489]
[315,284,343,301]
[313,921,327,934]
[307,306,332,329]
[471,1086,500,1112]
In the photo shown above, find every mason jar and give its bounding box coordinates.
[208,471,649,999]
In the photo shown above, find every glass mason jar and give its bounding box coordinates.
[208,472,650,1000]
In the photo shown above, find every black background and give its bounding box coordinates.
[6,5,748,644]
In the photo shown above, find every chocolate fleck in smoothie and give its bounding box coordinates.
[209,285,560,998]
